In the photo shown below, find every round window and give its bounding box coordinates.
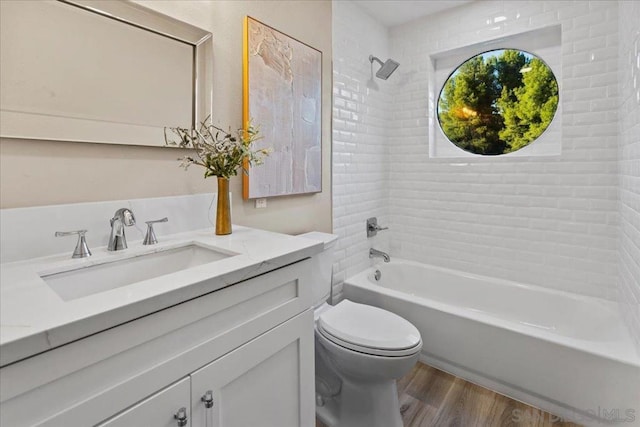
[437,49,558,155]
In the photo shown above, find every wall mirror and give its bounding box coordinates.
[0,0,212,147]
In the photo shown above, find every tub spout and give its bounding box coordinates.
[369,248,390,263]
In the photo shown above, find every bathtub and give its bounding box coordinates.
[343,259,640,427]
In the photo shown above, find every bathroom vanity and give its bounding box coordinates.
[0,196,321,426]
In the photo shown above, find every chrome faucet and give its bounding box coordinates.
[108,208,136,251]
[369,248,390,263]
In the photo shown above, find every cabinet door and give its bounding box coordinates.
[191,309,314,427]
[95,377,190,427]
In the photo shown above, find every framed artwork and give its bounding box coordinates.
[242,16,322,199]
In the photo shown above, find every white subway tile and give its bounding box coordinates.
[333,1,632,325]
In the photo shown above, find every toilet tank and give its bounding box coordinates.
[297,232,338,306]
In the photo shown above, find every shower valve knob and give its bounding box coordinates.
[367,217,388,237]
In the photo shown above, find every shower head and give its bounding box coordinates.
[369,55,400,80]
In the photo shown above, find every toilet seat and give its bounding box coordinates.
[317,300,422,357]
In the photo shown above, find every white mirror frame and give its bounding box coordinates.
[0,0,213,147]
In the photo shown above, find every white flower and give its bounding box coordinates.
[164,117,269,179]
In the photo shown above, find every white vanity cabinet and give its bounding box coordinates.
[190,309,314,427]
[0,258,315,427]
[96,310,313,427]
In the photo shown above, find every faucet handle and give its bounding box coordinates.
[143,217,168,245]
[366,217,389,237]
[55,230,92,259]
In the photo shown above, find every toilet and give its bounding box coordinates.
[299,232,422,427]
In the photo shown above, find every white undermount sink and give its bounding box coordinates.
[41,244,233,301]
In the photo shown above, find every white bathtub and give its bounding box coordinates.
[343,259,640,427]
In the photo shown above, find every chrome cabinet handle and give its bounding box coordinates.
[55,229,92,258]
[143,217,168,245]
[174,407,188,427]
[202,390,214,427]
[201,390,214,409]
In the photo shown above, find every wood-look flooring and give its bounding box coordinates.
[316,362,582,427]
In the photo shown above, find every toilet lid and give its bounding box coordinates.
[318,300,422,356]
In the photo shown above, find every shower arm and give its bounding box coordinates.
[369,55,384,67]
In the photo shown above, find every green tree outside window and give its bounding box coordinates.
[438,49,558,155]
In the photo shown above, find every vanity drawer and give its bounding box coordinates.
[95,377,190,427]
[0,257,313,426]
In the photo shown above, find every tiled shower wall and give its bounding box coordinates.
[387,1,620,300]
[331,0,391,300]
[617,0,640,351]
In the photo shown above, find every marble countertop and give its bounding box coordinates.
[0,226,322,367]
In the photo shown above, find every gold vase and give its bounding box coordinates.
[215,177,232,235]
